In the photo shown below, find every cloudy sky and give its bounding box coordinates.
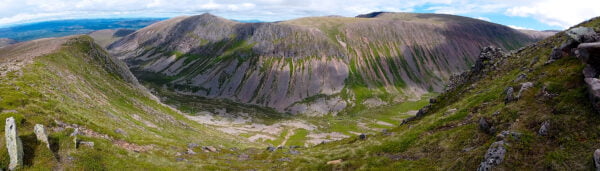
[0,0,598,30]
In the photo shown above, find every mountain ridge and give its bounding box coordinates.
[109,12,545,115]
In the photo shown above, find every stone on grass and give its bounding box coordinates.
[504,87,514,104]
[5,117,23,171]
[203,146,217,152]
[359,133,367,140]
[114,128,126,135]
[479,117,491,134]
[187,143,199,148]
[477,141,506,171]
[516,82,534,99]
[34,124,50,149]
[327,159,343,165]
[266,146,276,152]
[70,128,80,137]
[79,141,95,147]
[538,121,550,136]
[186,148,196,155]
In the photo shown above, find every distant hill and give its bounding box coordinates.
[88,29,136,48]
[0,38,16,48]
[0,18,163,42]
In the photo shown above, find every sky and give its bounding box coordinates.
[0,0,599,30]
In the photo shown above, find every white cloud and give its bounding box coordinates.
[508,25,533,30]
[0,0,597,29]
[476,17,491,22]
[505,0,600,28]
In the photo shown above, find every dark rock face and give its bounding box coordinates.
[109,13,535,113]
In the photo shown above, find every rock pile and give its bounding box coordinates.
[446,46,508,92]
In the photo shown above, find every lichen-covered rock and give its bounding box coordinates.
[34,124,50,149]
[566,27,598,43]
[477,141,506,171]
[5,117,23,170]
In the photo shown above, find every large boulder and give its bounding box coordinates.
[566,27,598,43]
[5,117,23,170]
[34,124,50,149]
[477,141,507,171]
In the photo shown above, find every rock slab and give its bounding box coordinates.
[5,117,23,170]
[34,124,50,149]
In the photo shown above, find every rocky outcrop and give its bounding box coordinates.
[109,13,535,113]
[552,27,600,113]
[5,117,23,170]
[446,46,508,92]
[34,124,50,149]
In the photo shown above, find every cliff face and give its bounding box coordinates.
[109,12,539,113]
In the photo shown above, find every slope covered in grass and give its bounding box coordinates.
[0,36,258,170]
[266,17,600,170]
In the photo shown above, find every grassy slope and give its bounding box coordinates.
[269,18,600,170]
[0,36,260,170]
